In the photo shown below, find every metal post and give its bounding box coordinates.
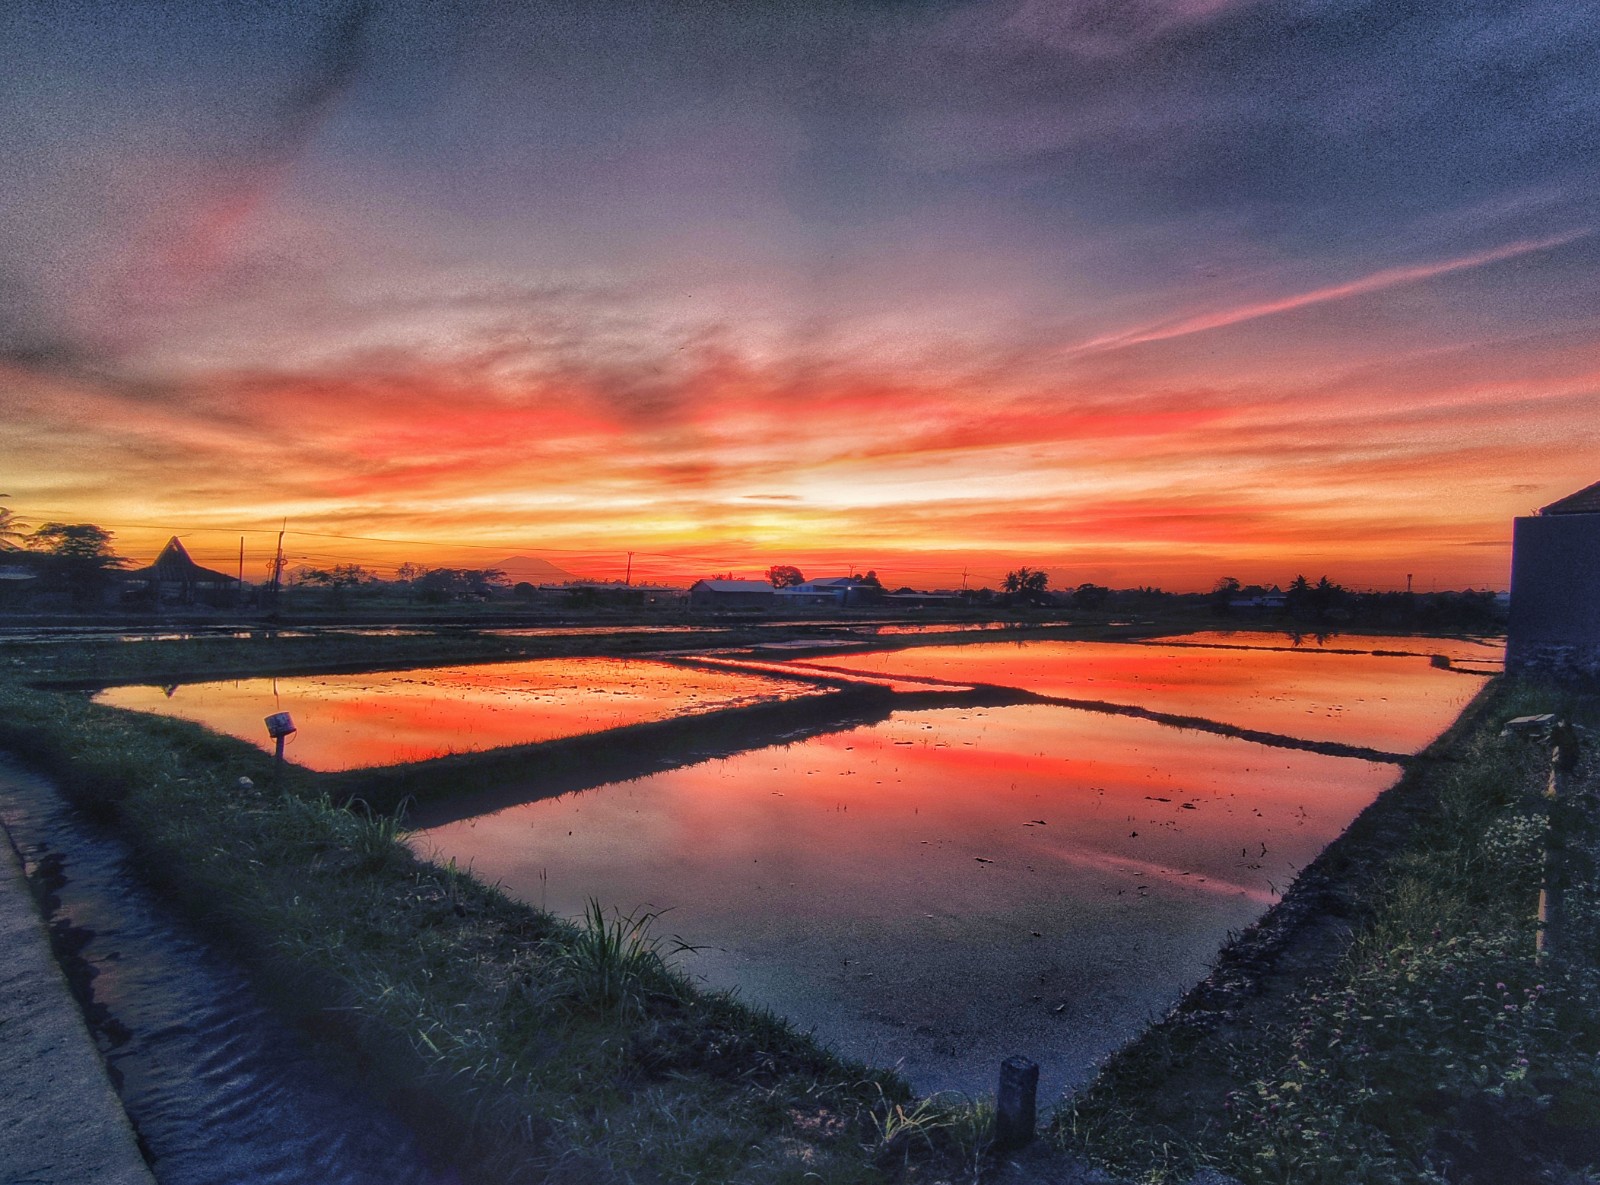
[1537,719,1580,962]
[994,1056,1039,1150]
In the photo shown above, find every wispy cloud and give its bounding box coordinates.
[1073,230,1593,354]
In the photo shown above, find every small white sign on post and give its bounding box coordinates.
[264,712,297,774]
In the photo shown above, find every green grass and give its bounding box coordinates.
[1053,679,1600,1184]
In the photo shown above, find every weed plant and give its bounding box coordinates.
[550,899,697,1022]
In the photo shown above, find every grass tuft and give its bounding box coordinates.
[549,898,695,1021]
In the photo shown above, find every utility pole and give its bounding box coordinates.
[237,536,245,607]
[267,521,286,608]
[625,551,634,586]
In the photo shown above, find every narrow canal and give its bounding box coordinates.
[0,758,454,1185]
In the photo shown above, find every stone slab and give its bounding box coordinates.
[0,807,156,1185]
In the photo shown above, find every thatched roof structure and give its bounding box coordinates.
[129,537,236,587]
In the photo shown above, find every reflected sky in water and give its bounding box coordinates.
[96,658,824,771]
[413,702,1396,1095]
[1141,630,1505,664]
[792,639,1487,753]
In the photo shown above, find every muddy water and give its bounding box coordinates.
[412,702,1397,1096]
[0,760,451,1185]
[96,657,825,771]
[792,640,1488,753]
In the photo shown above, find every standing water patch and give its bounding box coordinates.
[793,639,1488,754]
[95,656,827,771]
[411,703,1398,1096]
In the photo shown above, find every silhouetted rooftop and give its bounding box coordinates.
[129,537,235,584]
[1540,481,1600,516]
[691,579,774,593]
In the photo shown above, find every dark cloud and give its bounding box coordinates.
[260,1,374,162]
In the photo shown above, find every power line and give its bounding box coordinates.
[10,507,1006,582]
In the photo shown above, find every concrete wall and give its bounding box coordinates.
[688,589,775,611]
[1507,513,1600,678]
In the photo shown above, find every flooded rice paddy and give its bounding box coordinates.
[409,633,1485,1095]
[1142,630,1505,665]
[412,703,1396,1095]
[96,657,825,771]
[790,640,1488,754]
[85,630,1492,1098]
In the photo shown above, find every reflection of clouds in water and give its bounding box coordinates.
[1144,630,1506,664]
[1031,839,1276,905]
[798,639,1487,754]
[95,657,824,771]
[413,700,1398,1094]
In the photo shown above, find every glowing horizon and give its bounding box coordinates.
[4,2,1596,593]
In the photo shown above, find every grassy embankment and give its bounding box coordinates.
[0,638,1009,1185]
[1056,679,1600,1184]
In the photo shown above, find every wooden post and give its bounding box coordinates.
[274,733,286,776]
[995,1056,1039,1150]
[1537,719,1580,962]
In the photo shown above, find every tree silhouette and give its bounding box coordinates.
[27,522,127,606]
[1072,582,1110,609]
[1003,567,1050,603]
[1286,573,1312,615]
[766,564,805,588]
[0,504,26,549]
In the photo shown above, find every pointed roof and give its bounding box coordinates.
[131,537,236,584]
[1539,480,1600,516]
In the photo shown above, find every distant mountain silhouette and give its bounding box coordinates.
[494,555,579,582]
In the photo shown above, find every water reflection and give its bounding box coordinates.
[1143,629,1505,665]
[96,658,824,771]
[412,704,1395,1096]
[864,622,1072,636]
[791,640,1488,753]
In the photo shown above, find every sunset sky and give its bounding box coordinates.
[3,0,1596,590]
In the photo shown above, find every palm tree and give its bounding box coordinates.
[0,503,26,550]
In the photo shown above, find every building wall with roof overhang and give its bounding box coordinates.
[1507,484,1600,678]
